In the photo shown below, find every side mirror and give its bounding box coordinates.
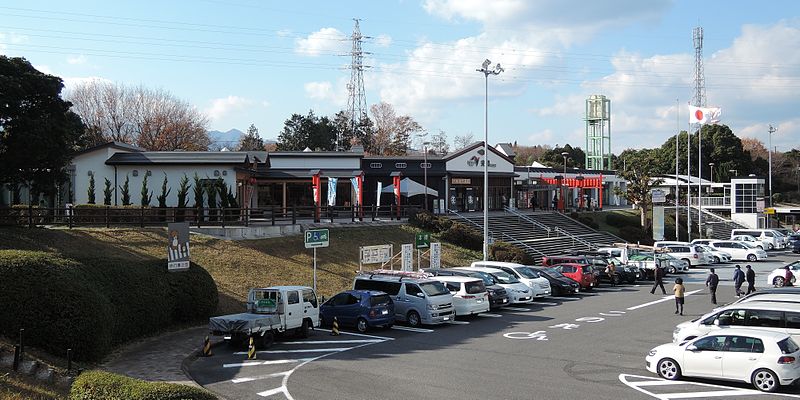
[416,293,425,298]
[687,345,699,352]
[713,318,720,326]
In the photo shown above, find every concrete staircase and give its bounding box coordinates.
[671,206,746,240]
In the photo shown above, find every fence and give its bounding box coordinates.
[0,204,415,228]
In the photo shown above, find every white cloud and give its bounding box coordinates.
[295,28,347,57]
[304,81,333,101]
[62,76,113,92]
[374,34,392,47]
[276,29,292,37]
[0,32,28,53]
[205,96,253,121]
[67,55,88,65]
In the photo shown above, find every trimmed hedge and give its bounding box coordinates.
[70,370,217,400]
[408,210,452,233]
[442,222,483,251]
[489,242,531,265]
[0,250,218,361]
[605,212,632,228]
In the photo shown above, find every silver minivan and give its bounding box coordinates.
[353,271,454,327]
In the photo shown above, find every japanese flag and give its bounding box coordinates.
[688,105,721,125]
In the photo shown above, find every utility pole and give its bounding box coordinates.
[768,124,776,207]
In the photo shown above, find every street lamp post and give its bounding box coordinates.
[423,141,430,212]
[562,151,569,212]
[477,59,503,262]
[768,125,776,207]
[709,162,715,184]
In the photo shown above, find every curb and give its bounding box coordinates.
[181,336,228,399]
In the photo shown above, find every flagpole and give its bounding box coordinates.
[675,98,680,240]
[686,103,691,242]
[698,120,703,239]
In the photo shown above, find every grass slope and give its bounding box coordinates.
[0,368,67,400]
[0,225,480,314]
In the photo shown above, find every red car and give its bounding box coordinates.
[547,263,596,291]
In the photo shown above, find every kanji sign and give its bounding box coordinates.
[360,245,393,264]
[415,232,431,249]
[167,222,190,272]
[429,242,441,269]
[305,229,330,248]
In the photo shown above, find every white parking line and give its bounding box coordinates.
[281,339,384,345]
[478,313,503,318]
[548,297,578,301]
[223,358,313,368]
[231,371,288,383]
[390,326,434,333]
[257,386,289,398]
[233,348,350,355]
[626,289,702,311]
[619,374,800,399]
[503,307,531,311]
[314,328,394,340]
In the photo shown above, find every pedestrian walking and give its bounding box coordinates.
[732,265,745,298]
[673,278,685,315]
[605,262,617,286]
[552,195,558,211]
[650,264,666,295]
[745,265,756,295]
[785,266,795,287]
[705,268,719,305]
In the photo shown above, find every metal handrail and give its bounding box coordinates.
[503,206,551,234]
[553,226,595,249]
[447,209,545,257]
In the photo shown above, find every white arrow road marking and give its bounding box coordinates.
[619,374,800,399]
[390,326,434,333]
[231,371,289,383]
[257,386,290,398]
[626,290,702,311]
[233,348,350,355]
[223,358,313,368]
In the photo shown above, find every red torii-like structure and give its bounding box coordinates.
[539,174,604,211]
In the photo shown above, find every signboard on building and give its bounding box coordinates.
[415,232,431,249]
[429,242,441,269]
[651,189,666,204]
[652,206,665,241]
[401,244,413,271]
[167,222,190,271]
[360,244,392,265]
[305,229,330,248]
[451,178,471,185]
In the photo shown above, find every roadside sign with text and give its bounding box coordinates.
[360,244,393,264]
[401,244,413,271]
[429,242,441,269]
[305,229,330,248]
[651,189,666,204]
[167,222,191,272]
[415,232,431,249]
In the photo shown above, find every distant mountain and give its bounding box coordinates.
[207,128,276,151]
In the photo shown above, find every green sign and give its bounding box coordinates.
[305,229,330,248]
[415,232,431,249]
[257,299,276,308]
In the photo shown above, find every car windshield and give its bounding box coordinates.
[419,281,450,296]
[515,267,540,279]
[490,270,520,284]
[369,294,392,306]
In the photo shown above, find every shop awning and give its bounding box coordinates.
[382,178,439,197]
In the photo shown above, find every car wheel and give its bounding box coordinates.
[682,259,691,268]
[668,266,678,274]
[747,254,757,262]
[752,368,779,392]
[612,275,621,285]
[257,332,274,349]
[356,318,368,333]
[407,311,421,327]
[774,276,785,287]
[657,358,681,380]
[713,256,720,264]
[297,319,310,338]
[757,245,763,250]
[628,276,636,284]
[767,243,774,251]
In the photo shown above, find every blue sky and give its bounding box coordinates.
[1,0,799,153]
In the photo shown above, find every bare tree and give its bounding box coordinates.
[368,101,422,156]
[453,133,476,150]
[429,130,450,155]
[67,82,209,150]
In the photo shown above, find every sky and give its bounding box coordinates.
[1,0,799,153]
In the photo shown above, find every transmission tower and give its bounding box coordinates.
[690,26,707,240]
[343,18,369,151]
[692,27,706,108]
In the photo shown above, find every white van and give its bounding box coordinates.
[657,243,711,267]
[673,301,800,343]
[353,271,454,327]
[453,266,534,304]
[731,229,785,250]
[431,276,490,316]
[470,261,551,298]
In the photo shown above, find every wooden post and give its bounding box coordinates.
[27,204,33,228]
[140,206,145,228]
[106,206,110,228]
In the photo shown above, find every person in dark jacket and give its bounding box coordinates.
[705,268,719,305]
[745,265,756,294]
[732,265,745,298]
[650,264,666,295]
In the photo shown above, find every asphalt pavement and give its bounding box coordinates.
[187,250,800,400]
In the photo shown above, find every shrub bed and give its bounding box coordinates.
[70,370,217,400]
[489,242,531,264]
[605,212,633,228]
[0,250,218,361]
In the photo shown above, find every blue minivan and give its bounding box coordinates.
[320,290,395,332]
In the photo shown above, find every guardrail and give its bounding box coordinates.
[689,197,731,207]
[447,209,546,257]
[552,226,596,249]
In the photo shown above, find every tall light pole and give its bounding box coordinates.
[423,141,430,211]
[768,124,776,207]
[709,162,715,183]
[477,59,503,262]
[562,151,569,211]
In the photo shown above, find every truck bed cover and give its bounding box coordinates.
[209,313,282,334]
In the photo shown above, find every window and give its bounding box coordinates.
[370,162,382,169]
[330,293,349,306]
[727,336,764,353]
[778,338,800,354]
[717,309,746,326]
[420,281,450,296]
[302,289,318,307]
[354,279,401,295]
[369,294,392,307]
[420,162,431,169]
[465,281,486,294]
[693,336,726,351]
[405,283,423,297]
[786,312,800,329]
[395,162,407,169]
[746,309,783,328]
[288,291,300,305]
[445,282,461,292]
[345,294,360,305]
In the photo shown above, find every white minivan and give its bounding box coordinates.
[470,261,551,298]
[453,266,534,304]
[673,301,800,343]
[431,275,490,316]
[732,229,785,250]
[353,271,455,327]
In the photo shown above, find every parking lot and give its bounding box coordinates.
[188,250,800,400]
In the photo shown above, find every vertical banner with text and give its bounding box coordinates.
[401,243,413,271]
[167,222,190,271]
[429,242,441,269]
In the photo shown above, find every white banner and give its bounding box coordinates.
[429,242,441,269]
[360,245,392,264]
[376,181,382,209]
[327,177,338,206]
[652,206,665,241]
[401,243,413,271]
[350,177,359,206]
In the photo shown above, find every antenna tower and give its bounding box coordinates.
[344,18,369,151]
[692,27,706,108]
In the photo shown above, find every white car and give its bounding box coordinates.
[732,234,768,250]
[659,244,712,267]
[453,266,533,304]
[708,240,768,262]
[696,244,731,264]
[431,276,491,316]
[647,328,800,392]
[471,261,551,298]
[766,261,800,287]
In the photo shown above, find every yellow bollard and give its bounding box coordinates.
[331,316,340,336]
[247,336,256,360]
[202,336,212,357]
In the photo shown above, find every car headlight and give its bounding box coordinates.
[648,349,657,357]
[427,304,435,310]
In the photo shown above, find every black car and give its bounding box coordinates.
[574,252,639,284]
[529,267,580,295]
[789,234,800,253]
[425,268,510,309]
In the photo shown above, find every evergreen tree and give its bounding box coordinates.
[237,124,265,151]
[140,173,152,206]
[192,173,204,208]
[103,177,112,205]
[176,174,190,208]
[87,173,96,204]
[156,173,171,208]
[120,175,131,206]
